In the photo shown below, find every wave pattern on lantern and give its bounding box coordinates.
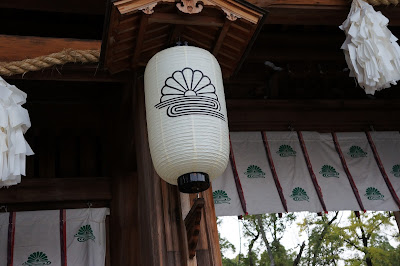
[154,68,225,121]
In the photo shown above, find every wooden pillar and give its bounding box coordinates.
[109,81,140,265]
[134,77,222,266]
[394,211,400,233]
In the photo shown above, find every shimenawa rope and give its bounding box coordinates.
[365,0,398,5]
[0,49,100,76]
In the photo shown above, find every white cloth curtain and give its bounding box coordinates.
[265,132,324,213]
[337,132,398,211]
[212,131,400,216]
[230,132,286,215]
[370,132,400,197]
[66,208,108,266]
[0,208,109,266]
[14,210,61,266]
[302,132,360,211]
[212,160,244,216]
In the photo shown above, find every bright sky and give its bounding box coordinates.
[218,211,399,262]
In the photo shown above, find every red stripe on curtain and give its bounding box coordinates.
[331,132,365,212]
[60,209,67,266]
[7,212,15,266]
[229,135,247,215]
[366,132,400,209]
[261,131,288,213]
[297,131,328,213]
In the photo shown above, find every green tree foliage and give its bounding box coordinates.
[341,212,399,266]
[241,214,297,266]
[218,218,236,261]
[220,211,399,266]
[298,212,344,266]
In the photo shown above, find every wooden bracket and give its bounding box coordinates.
[184,197,205,259]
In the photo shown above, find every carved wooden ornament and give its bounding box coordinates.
[222,8,241,21]
[139,2,157,14]
[176,0,203,14]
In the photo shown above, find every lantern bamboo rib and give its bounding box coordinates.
[364,0,398,5]
[0,49,100,76]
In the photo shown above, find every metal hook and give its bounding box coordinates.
[0,205,7,213]
[176,36,182,46]
[87,202,92,209]
[288,125,294,132]
[370,125,375,132]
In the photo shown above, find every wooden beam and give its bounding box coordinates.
[0,177,111,204]
[148,12,225,27]
[248,31,346,62]
[0,35,101,62]
[4,64,129,82]
[0,0,107,15]
[0,201,110,213]
[246,1,400,26]
[265,6,349,25]
[248,0,349,7]
[227,99,400,132]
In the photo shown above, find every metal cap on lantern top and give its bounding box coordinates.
[144,46,229,193]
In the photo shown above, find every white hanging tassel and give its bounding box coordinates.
[340,0,400,95]
[0,77,33,187]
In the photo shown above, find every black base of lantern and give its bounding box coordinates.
[178,172,210,193]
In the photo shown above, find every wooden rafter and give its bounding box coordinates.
[167,24,185,46]
[213,19,232,55]
[131,13,149,68]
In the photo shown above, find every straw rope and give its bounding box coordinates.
[365,0,398,5]
[0,49,100,76]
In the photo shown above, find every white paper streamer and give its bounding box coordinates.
[340,0,400,94]
[0,77,33,187]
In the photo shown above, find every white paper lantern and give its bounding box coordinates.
[144,46,229,193]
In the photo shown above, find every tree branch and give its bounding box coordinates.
[293,241,306,266]
[256,214,276,266]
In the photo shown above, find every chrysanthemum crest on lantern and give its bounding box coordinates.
[154,67,225,121]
